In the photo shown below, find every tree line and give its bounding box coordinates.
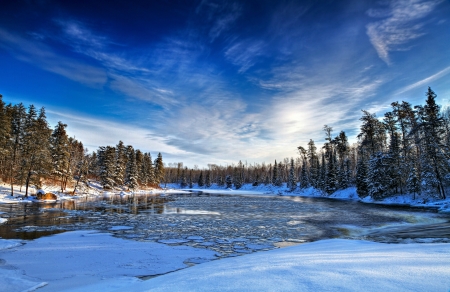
[0,94,165,197]
[1,87,449,200]
[163,87,449,200]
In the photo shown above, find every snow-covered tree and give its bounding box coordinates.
[124,146,138,190]
[97,146,116,190]
[154,153,164,185]
[288,158,296,191]
[356,156,369,198]
[50,121,70,191]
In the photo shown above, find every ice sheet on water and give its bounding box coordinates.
[158,239,190,244]
[109,226,133,231]
[187,236,204,240]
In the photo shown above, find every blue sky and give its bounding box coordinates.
[1,0,449,167]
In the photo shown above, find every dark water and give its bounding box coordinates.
[0,192,449,256]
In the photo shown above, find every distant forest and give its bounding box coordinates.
[0,87,449,200]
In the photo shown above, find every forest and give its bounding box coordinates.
[0,87,449,201]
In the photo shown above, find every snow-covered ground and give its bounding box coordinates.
[0,231,449,292]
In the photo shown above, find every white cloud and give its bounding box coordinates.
[225,40,266,73]
[366,0,444,64]
[0,28,107,87]
[395,66,450,95]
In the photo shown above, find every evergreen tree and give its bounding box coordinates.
[414,88,449,199]
[180,167,187,188]
[225,174,232,188]
[272,160,278,186]
[124,146,138,190]
[205,170,211,187]
[198,171,204,187]
[21,107,52,196]
[406,165,420,199]
[356,155,369,198]
[307,140,319,187]
[288,158,296,191]
[368,152,391,200]
[189,169,193,188]
[325,149,338,194]
[50,121,70,192]
[114,141,127,187]
[8,103,26,196]
[299,160,308,189]
[154,153,164,185]
[97,146,116,189]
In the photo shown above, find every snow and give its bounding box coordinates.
[0,230,217,292]
[123,239,450,292]
[0,218,6,224]
[1,232,449,291]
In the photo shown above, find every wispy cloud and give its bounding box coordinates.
[55,20,150,73]
[366,0,444,64]
[0,28,107,87]
[46,109,184,156]
[394,66,450,95]
[225,40,266,73]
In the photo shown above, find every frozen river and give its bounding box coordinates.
[1,192,449,258]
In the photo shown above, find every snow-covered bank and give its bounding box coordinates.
[166,183,450,213]
[0,230,217,292]
[122,239,450,292]
[2,232,449,292]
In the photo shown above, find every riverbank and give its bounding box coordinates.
[1,230,449,292]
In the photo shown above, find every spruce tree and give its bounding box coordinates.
[97,146,116,190]
[114,141,127,187]
[198,171,204,187]
[225,174,232,188]
[356,156,369,198]
[124,146,138,190]
[180,167,187,188]
[205,170,211,187]
[406,165,420,200]
[50,121,70,192]
[288,158,296,191]
[154,153,164,185]
[368,152,391,200]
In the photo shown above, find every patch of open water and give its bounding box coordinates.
[0,192,449,258]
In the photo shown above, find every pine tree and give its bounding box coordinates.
[368,152,391,200]
[21,107,52,196]
[114,141,127,187]
[272,160,278,186]
[406,165,420,200]
[288,158,296,191]
[325,149,338,194]
[356,155,369,198]
[124,146,138,190]
[50,121,70,191]
[198,171,204,187]
[225,174,232,188]
[154,153,164,185]
[180,167,187,188]
[8,103,26,196]
[205,170,211,187]
[414,88,449,199]
[97,146,116,189]
[189,169,193,188]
